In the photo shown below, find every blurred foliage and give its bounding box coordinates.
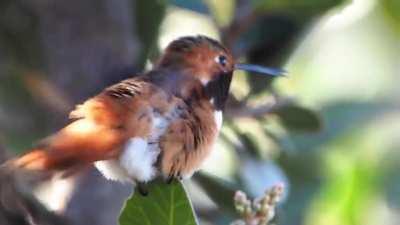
[0,0,43,68]
[134,0,167,67]
[194,172,239,215]
[272,104,322,132]
[381,0,400,31]
[1,0,400,225]
[252,0,346,17]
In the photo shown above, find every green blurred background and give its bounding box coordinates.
[0,0,399,225]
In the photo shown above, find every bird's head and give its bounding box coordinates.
[155,35,285,109]
[157,35,235,85]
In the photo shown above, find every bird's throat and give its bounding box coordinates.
[204,72,233,110]
[145,68,232,110]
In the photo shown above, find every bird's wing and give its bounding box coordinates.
[8,78,157,172]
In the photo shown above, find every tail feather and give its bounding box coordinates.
[0,160,14,175]
[1,119,125,174]
[5,149,49,171]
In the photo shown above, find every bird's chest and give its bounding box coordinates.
[95,102,220,183]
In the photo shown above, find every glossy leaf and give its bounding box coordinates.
[119,180,198,225]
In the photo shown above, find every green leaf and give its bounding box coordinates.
[119,180,198,225]
[273,104,322,132]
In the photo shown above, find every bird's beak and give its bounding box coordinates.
[234,63,287,77]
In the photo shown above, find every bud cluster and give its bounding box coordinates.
[231,183,284,225]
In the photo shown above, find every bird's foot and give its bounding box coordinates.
[137,182,148,196]
[166,173,182,184]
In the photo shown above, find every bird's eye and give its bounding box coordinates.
[215,55,227,67]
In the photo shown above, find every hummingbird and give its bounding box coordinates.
[1,35,285,194]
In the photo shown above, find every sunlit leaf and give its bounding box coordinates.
[119,180,198,225]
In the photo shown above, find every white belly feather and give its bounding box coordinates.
[95,111,170,183]
[214,110,223,131]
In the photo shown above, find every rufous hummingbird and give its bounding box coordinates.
[1,35,285,195]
